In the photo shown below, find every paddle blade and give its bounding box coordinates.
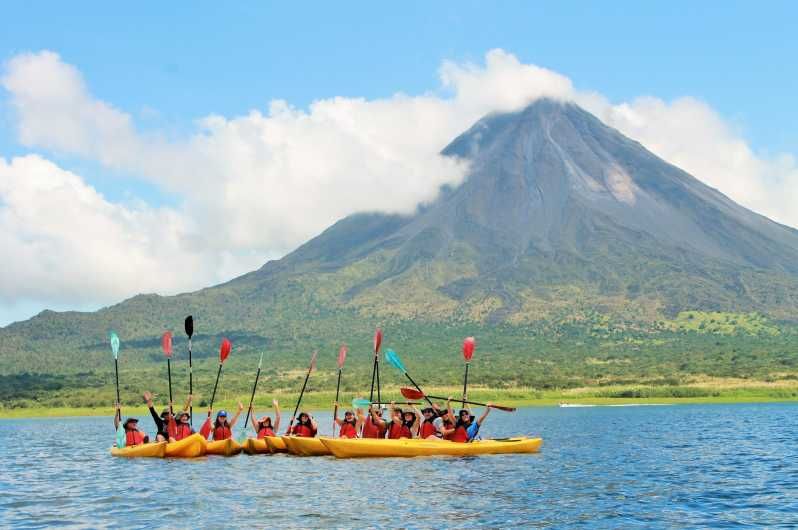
[384,349,406,373]
[184,316,194,338]
[116,423,126,448]
[109,331,120,359]
[219,338,232,362]
[337,345,347,369]
[257,351,264,369]
[352,397,371,409]
[199,417,212,439]
[373,328,382,354]
[463,336,475,362]
[400,387,424,400]
[309,350,317,372]
[161,331,173,357]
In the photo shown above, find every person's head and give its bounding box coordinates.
[393,407,403,419]
[458,409,473,424]
[371,406,383,417]
[298,412,310,425]
[178,411,190,424]
[258,416,272,428]
[215,410,228,426]
[422,407,435,420]
[343,410,355,423]
[160,408,172,420]
[402,411,415,424]
[123,418,139,431]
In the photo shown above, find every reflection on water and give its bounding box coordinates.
[1,403,797,528]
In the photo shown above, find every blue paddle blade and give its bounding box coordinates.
[109,331,120,359]
[352,398,371,409]
[384,349,406,373]
[116,423,126,448]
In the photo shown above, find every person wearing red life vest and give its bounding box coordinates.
[206,401,244,441]
[420,404,451,439]
[359,405,387,439]
[333,404,361,438]
[113,404,150,446]
[171,409,195,441]
[446,397,492,443]
[250,399,281,439]
[287,412,318,437]
[386,402,420,439]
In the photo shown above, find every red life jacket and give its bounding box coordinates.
[213,424,232,440]
[442,420,455,441]
[362,416,386,439]
[126,429,145,446]
[290,423,316,437]
[388,421,412,439]
[420,420,438,438]
[451,425,469,443]
[174,423,193,441]
[339,420,357,439]
[257,424,275,439]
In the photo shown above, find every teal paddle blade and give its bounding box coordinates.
[384,349,406,373]
[116,423,126,448]
[109,331,120,360]
[352,398,371,409]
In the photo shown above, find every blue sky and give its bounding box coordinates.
[1,2,796,325]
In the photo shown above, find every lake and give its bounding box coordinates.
[1,403,796,528]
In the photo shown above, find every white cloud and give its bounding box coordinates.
[1,48,798,324]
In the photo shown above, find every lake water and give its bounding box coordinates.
[1,403,797,528]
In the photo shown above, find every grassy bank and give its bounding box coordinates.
[3,382,797,418]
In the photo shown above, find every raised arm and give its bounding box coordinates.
[229,401,244,429]
[143,391,164,431]
[476,403,492,426]
[249,406,259,432]
[272,399,281,433]
[182,394,193,414]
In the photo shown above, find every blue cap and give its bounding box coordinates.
[217,410,228,417]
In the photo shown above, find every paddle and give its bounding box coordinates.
[161,331,174,411]
[383,349,435,409]
[200,337,232,438]
[370,328,382,403]
[461,336,475,408]
[285,351,317,435]
[241,352,264,441]
[333,345,347,436]
[399,387,516,412]
[110,331,125,447]
[351,398,421,409]
[184,315,194,427]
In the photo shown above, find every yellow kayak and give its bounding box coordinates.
[263,435,287,453]
[110,441,166,458]
[281,435,331,456]
[205,438,242,456]
[242,438,271,455]
[320,437,543,458]
[165,433,207,458]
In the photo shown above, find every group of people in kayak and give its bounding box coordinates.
[117,390,492,446]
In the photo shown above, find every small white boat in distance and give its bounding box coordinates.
[558,403,596,408]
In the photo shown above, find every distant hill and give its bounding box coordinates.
[3,99,798,405]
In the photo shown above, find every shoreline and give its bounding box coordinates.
[3,390,797,419]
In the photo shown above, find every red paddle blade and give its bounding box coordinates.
[161,331,173,357]
[310,351,317,372]
[199,417,212,439]
[220,338,232,362]
[463,336,475,362]
[337,345,347,369]
[400,387,424,400]
[373,328,382,354]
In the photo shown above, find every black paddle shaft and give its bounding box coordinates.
[369,355,377,401]
[242,366,262,435]
[402,372,435,409]
[333,368,342,435]
[188,338,193,428]
[167,358,173,410]
[461,362,470,408]
[114,357,121,422]
[375,358,382,405]
[209,363,223,411]
[287,363,313,434]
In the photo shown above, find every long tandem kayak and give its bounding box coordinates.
[110,441,167,458]
[264,435,287,453]
[206,438,243,456]
[320,437,543,458]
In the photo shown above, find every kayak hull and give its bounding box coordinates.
[165,433,207,458]
[242,438,271,455]
[110,441,166,458]
[264,435,287,453]
[206,438,242,456]
[321,437,543,458]
[281,435,331,456]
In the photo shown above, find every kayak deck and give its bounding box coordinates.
[321,437,543,458]
[264,435,287,453]
[281,435,331,456]
[206,438,243,456]
[110,441,167,458]
[242,438,271,455]
[165,433,207,458]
